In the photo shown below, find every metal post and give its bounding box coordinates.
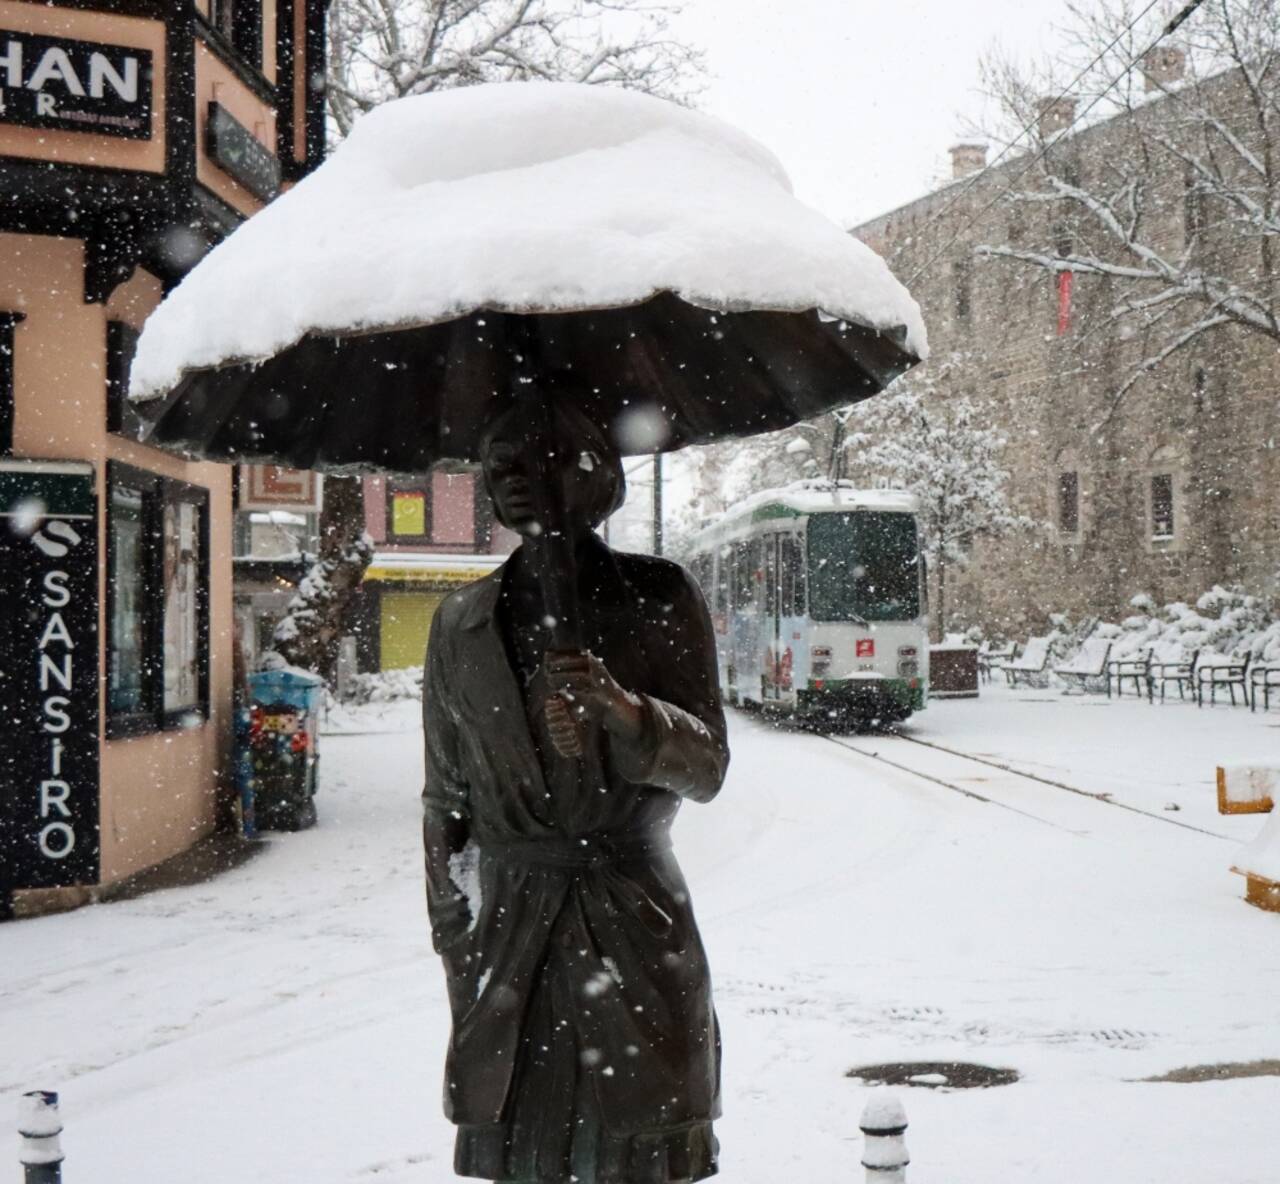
[18,1091,63,1184]
[652,451,663,556]
[861,1092,908,1183]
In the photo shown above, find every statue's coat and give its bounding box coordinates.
[422,542,728,1134]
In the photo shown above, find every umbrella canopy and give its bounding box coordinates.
[129,82,926,470]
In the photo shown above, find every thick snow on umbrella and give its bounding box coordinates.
[130,81,925,403]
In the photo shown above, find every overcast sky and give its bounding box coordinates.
[672,0,1074,228]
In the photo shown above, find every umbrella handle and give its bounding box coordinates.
[525,397,585,760]
[524,389,584,653]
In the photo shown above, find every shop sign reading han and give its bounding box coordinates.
[0,461,100,890]
[0,29,152,140]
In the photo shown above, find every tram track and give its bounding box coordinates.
[816,731,1237,842]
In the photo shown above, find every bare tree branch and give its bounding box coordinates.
[327,0,705,143]
[971,0,1280,416]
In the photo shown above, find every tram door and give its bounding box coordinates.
[762,533,783,701]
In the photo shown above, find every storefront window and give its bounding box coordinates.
[107,464,209,736]
[108,481,153,717]
[164,500,203,712]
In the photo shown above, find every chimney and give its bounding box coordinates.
[1037,96,1077,140]
[1142,45,1186,92]
[949,142,988,180]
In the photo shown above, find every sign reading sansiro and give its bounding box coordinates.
[0,461,100,891]
[0,29,152,140]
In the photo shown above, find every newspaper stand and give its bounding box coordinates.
[246,665,324,831]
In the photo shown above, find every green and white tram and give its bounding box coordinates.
[685,481,929,726]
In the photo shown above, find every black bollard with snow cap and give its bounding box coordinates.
[18,1091,63,1184]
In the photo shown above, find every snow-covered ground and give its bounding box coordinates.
[3,685,1279,1183]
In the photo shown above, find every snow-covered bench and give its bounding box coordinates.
[1219,765,1280,913]
[1149,647,1198,703]
[978,641,1017,685]
[1004,637,1051,688]
[1106,645,1153,700]
[1054,637,1112,694]
[1195,651,1251,708]
[1249,664,1280,713]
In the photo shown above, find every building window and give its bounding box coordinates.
[1058,471,1080,533]
[952,258,972,325]
[1184,167,1205,245]
[163,498,203,711]
[386,472,479,546]
[391,488,427,537]
[210,0,263,68]
[107,463,210,736]
[1151,473,1175,540]
[108,479,155,719]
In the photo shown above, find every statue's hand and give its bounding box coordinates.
[542,650,646,752]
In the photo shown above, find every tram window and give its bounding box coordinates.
[793,538,807,615]
[764,536,779,617]
[730,542,750,607]
[781,535,804,616]
[734,538,762,607]
[716,547,731,611]
[779,537,792,616]
[808,511,920,622]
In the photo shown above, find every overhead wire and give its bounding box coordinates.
[899,0,1210,287]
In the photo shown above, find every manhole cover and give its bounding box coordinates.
[847,1061,1020,1090]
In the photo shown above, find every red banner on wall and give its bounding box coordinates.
[1057,270,1074,336]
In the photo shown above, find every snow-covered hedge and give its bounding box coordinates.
[340,667,425,705]
[971,585,1280,668]
[1094,587,1280,664]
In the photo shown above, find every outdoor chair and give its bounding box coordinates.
[978,641,1017,685]
[1148,648,1199,703]
[1004,637,1052,688]
[1106,646,1154,700]
[1196,651,1251,708]
[1249,664,1280,713]
[1054,637,1112,694]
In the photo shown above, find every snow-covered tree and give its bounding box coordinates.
[327,0,704,138]
[842,355,1033,638]
[272,475,373,681]
[973,0,1280,422]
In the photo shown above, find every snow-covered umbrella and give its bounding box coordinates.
[130,82,927,646]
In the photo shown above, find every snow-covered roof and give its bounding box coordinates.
[733,479,919,519]
[687,480,918,551]
[130,81,926,401]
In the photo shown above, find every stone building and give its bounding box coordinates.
[850,56,1280,637]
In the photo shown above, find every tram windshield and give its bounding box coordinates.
[807,511,920,622]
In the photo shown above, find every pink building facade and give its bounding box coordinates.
[354,471,517,671]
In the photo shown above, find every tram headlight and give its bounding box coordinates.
[810,645,832,677]
[898,659,919,677]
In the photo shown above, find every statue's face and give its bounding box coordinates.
[480,407,622,536]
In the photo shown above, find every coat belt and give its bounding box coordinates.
[478,830,672,869]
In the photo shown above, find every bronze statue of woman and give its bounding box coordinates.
[422,402,729,1184]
